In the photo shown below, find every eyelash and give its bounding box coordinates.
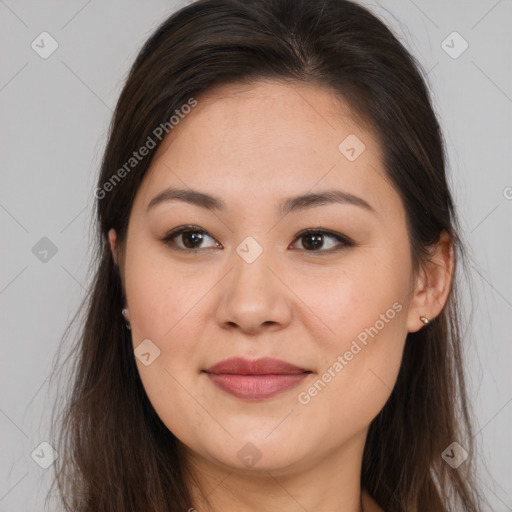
[160,225,355,254]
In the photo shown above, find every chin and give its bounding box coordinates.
[187,432,313,474]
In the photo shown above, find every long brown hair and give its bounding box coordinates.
[49,0,485,510]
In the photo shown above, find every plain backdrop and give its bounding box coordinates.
[1,0,511,510]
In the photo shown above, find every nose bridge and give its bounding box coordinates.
[231,233,277,297]
[215,233,292,332]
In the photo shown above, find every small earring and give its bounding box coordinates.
[122,308,131,330]
[419,315,430,325]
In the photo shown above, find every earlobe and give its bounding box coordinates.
[108,228,118,265]
[406,231,454,333]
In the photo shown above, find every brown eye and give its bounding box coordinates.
[301,232,324,250]
[180,230,205,249]
[162,226,220,252]
[291,229,353,252]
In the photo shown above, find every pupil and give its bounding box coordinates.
[183,231,202,248]
[303,233,322,250]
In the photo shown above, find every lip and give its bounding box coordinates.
[203,357,312,400]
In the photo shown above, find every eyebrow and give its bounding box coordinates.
[146,186,376,216]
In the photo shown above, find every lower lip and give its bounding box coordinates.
[206,373,310,399]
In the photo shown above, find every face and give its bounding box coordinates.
[110,80,431,476]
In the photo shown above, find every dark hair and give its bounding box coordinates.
[49,0,485,510]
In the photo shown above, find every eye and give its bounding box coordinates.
[161,225,221,252]
[290,228,354,253]
[161,226,354,254]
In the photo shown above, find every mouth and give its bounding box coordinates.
[202,357,312,400]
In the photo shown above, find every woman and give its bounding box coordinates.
[49,0,485,510]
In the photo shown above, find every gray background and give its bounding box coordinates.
[1,0,511,510]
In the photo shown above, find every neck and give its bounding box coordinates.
[182,429,370,512]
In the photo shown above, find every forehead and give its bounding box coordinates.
[158,79,376,163]
[136,80,396,217]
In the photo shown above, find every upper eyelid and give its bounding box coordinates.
[164,226,346,240]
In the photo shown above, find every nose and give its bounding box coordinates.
[214,243,293,335]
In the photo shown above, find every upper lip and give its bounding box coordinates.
[204,357,311,375]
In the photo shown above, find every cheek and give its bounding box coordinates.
[124,242,200,340]
[292,251,411,423]
[123,248,208,439]
[292,250,411,346]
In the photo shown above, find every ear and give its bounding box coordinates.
[406,230,454,333]
[108,228,118,266]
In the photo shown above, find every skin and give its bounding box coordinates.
[109,80,453,512]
